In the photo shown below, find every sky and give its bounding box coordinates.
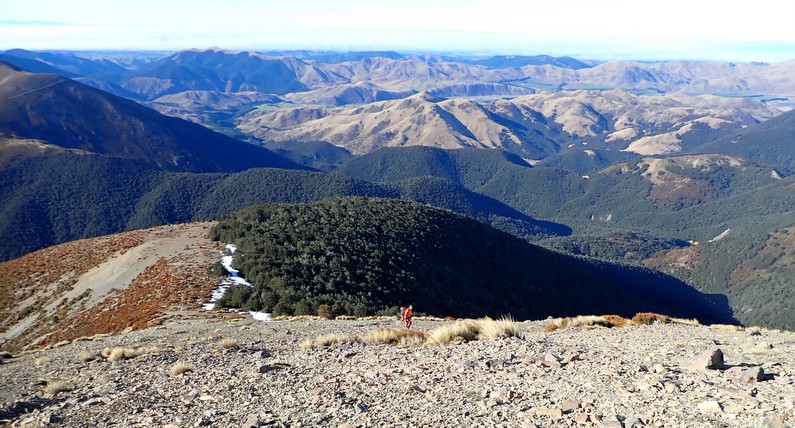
[2,0,794,62]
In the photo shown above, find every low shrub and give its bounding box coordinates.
[317,304,335,320]
[631,312,671,325]
[219,338,239,349]
[43,380,74,396]
[170,362,193,376]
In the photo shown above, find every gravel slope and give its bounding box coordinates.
[1,315,793,427]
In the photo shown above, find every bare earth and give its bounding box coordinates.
[1,316,793,427]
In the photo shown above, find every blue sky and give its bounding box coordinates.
[2,0,794,62]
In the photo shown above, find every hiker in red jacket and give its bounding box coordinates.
[403,305,413,329]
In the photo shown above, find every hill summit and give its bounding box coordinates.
[209,197,734,323]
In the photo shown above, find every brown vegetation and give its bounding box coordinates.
[631,312,671,325]
[545,313,685,332]
[27,256,219,350]
[0,230,145,333]
[301,317,519,350]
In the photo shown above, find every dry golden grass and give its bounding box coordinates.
[602,314,629,327]
[300,333,360,350]
[670,317,701,326]
[362,328,427,345]
[334,315,356,320]
[709,324,744,331]
[300,317,522,350]
[631,312,671,325]
[219,338,238,349]
[546,313,708,332]
[43,380,74,396]
[476,316,520,340]
[170,362,193,376]
[425,317,521,345]
[425,319,478,345]
[545,315,616,332]
[34,356,51,366]
[77,350,100,362]
[101,345,159,361]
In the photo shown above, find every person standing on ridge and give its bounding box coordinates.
[403,305,413,329]
[399,306,405,322]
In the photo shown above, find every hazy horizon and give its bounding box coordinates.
[2,0,795,63]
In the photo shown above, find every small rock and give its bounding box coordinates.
[560,400,580,413]
[600,416,624,428]
[575,413,590,424]
[183,389,199,403]
[697,400,723,413]
[625,416,644,427]
[338,424,356,428]
[737,366,767,383]
[754,415,785,428]
[83,397,110,406]
[257,365,276,373]
[241,413,260,428]
[688,349,725,370]
[354,403,368,413]
[533,407,563,417]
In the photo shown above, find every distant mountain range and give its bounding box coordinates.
[239,89,780,159]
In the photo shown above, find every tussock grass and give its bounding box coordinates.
[334,315,356,320]
[170,362,193,376]
[34,356,52,366]
[77,350,100,362]
[545,313,708,332]
[301,317,521,350]
[43,380,74,396]
[274,315,320,321]
[670,317,700,326]
[300,333,360,351]
[477,316,520,339]
[101,345,159,361]
[425,319,479,345]
[545,315,618,332]
[362,328,427,345]
[219,338,239,349]
[631,312,671,325]
[709,324,775,333]
[426,317,520,345]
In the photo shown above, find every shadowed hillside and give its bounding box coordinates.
[209,197,734,324]
[0,61,303,173]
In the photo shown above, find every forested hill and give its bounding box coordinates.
[209,197,735,323]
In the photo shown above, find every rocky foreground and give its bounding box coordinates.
[1,314,793,428]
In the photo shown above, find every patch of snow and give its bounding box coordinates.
[584,149,596,158]
[771,170,783,180]
[202,244,272,321]
[582,175,590,179]
[250,311,272,321]
[708,229,732,243]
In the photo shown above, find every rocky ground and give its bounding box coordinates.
[1,313,793,428]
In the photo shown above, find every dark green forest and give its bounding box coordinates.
[208,197,734,323]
